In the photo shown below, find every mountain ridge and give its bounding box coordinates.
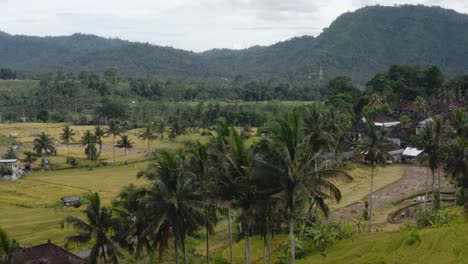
[1,5,468,82]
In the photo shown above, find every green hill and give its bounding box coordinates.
[1,5,468,82]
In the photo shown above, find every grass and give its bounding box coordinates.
[0,163,149,246]
[329,164,404,210]
[298,217,468,264]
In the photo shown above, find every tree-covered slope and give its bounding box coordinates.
[1,5,468,82]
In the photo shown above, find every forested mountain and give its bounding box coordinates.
[1,5,468,82]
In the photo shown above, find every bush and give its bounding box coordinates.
[66,157,79,167]
[416,208,456,228]
[406,228,421,245]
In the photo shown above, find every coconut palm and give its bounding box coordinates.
[112,184,152,264]
[116,135,134,164]
[105,119,123,163]
[22,151,38,170]
[137,150,206,264]
[262,112,351,263]
[80,130,98,162]
[419,116,447,209]
[446,139,468,205]
[33,132,56,157]
[138,125,156,152]
[60,125,76,165]
[451,108,468,139]
[0,227,17,264]
[185,142,216,264]
[222,130,259,264]
[415,96,428,119]
[62,193,121,264]
[359,121,390,232]
[94,125,106,153]
[155,120,166,141]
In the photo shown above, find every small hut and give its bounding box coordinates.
[61,196,81,207]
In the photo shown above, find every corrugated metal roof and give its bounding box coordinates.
[0,159,18,163]
[403,147,423,157]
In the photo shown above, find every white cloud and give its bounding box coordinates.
[0,0,467,51]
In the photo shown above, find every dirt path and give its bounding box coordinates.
[330,164,454,223]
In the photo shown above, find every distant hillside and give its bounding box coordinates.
[1,5,468,82]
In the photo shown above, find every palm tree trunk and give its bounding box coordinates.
[289,218,295,264]
[244,229,250,264]
[183,242,188,264]
[228,208,234,264]
[67,143,70,165]
[101,245,108,264]
[205,204,210,264]
[267,233,272,264]
[112,135,116,163]
[368,163,375,232]
[425,166,429,209]
[147,139,150,152]
[175,239,179,264]
[124,148,127,164]
[263,237,267,264]
[432,170,435,209]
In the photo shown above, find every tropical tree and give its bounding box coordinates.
[262,112,350,263]
[138,125,156,152]
[116,135,134,164]
[105,119,123,163]
[137,150,207,264]
[60,125,76,164]
[112,185,152,264]
[0,227,17,264]
[2,146,17,159]
[155,120,166,140]
[33,132,56,157]
[222,129,259,264]
[446,139,468,204]
[80,130,99,162]
[94,125,106,153]
[359,121,390,232]
[22,151,38,170]
[62,193,121,264]
[415,96,428,119]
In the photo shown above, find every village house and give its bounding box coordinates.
[0,159,24,181]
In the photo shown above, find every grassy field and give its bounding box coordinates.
[0,163,149,246]
[299,217,468,264]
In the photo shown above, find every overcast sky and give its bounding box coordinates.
[0,0,467,52]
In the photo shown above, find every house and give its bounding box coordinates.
[362,114,401,128]
[416,117,433,135]
[0,159,24,181]
[402,147,424,162]
[388,149,405,163]
[13,240,87,264]
[61,195,81,207]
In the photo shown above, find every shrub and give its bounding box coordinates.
[416,208,456,228]
[66,157,79,167]
[406,228,421,245]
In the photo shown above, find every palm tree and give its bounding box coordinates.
[60,125,76,165]
[33,132,56,158]
[138,125,156,153]
[80,130,98,162]
[222,130,258,264]
[106,120,123,163]
[112,184,152,264]
[263,112,350,263]
[155,120,166,141]
[62,193,121,264]
[95,125,106,153]
[116,135,134,164]
[0,227,17,264]
[22,151,38,170]
[415,96,428,119]
[185,142,216,264]
[451,108,468,139]
[359,121,390,232]
[446,139,468,205]
[419,116,447,209]
[137,150,206,264]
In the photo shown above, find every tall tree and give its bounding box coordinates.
[137,150,207,264]
[105,119,123,163]
[116,135,134,164]
[62,193,121,264]
[33,132,56,158]
[359,121,390,232]
[138,125,156,152]
[263,112,350,263]
[0,227,17,264]
[60,125,76,165]
[414,96,428,119]
[94,125,106,153]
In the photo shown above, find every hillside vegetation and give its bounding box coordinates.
[2,5,468,82]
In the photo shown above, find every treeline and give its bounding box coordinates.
[0,65,466,126]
